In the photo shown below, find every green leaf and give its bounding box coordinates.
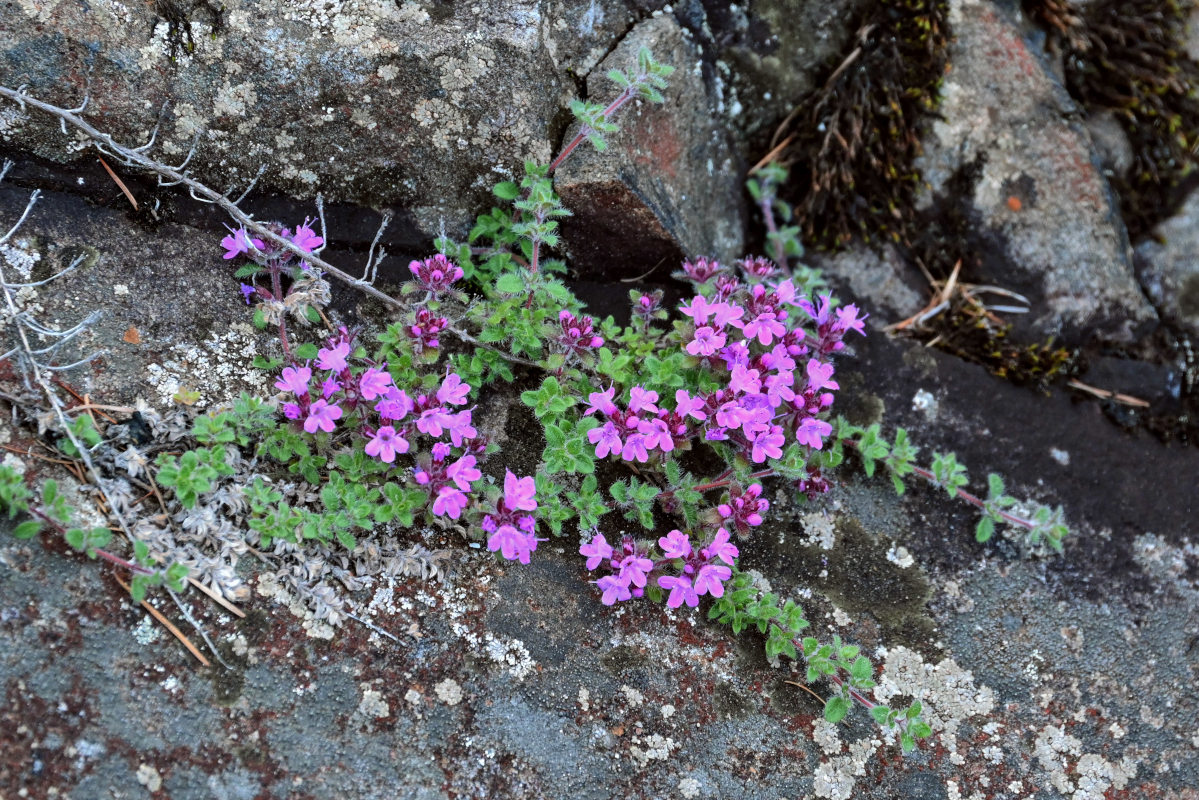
[129,574,154,603]
[870,705,892,725]
[493,181,520,200]
[64,527,85,551]
[824,695,850,724]
[12,519,41,539]
[165,562,189,592]
[849,655,873,684]
[975,516,995,543]
[294,343,319,360]
[495,271,526,295]
[253,354,284,371]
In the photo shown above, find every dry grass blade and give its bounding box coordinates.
[96,155,138,210]
[1067,379,1150,408]
[188,577,246,619]
[114,574,211,667]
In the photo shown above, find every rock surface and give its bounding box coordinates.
[556,14,744,281]
[1134,187,1199,339]
[2,168,1199,799]
[914,0,1158,343]
[0,0,637,233]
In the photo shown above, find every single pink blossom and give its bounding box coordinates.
[503,470,538,511]
[364,425,408,463]
[580,534,613,570]
[432,485,468,519]
[275,365,311,396]
[303,399,342,434]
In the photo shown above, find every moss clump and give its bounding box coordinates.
[771,0,949,249]
[1026,0,1199,238]
[915,295,1079,391]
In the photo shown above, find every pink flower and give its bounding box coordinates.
[618,554,654,588]
[317,342,350,372]
[738,312,786,346]
[686,326,726,357]
[751,425,785,463]
[283,403,302,420]
[503,470,537,512]
[674,389,707,421]
[580,534,613,570]
[584,386,618,417]
[290,220,324,253]
[835,304,868,336]
[679,294,717,324]
[446,409,477,447]
[488,524,539,564]
[597,574,633,605]
[432,485,468,519]
[764,371,796,407]
[638,417,674,453]
[702,528,739,565]
[587,421,623,459]
[620,434,649,463]
[628,386,659,415]
[417,406,453,437]
[805,359,839,392]
[303,399,342,434]
[446,455,481,490]
[796,417,832,449]
[729,364,762,396]
[220,227,265,260]
[658,529,692,559]
[365,425,408,463]
[375,387,413,421]
[320,376,341,400]
[694,563,732,598]
[275,365,311,396]
[409,253,464,294]
[658,575,699,608]
[359,367,393,401]
[437,372,470,406]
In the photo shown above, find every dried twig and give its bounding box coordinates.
[114,574,211,667]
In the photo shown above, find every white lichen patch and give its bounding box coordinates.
[812,717,843,755]
[135,763,163,792]
[812,736,878,800]
[886,544,915,568]
[628,733,677,767]
[356,685,391,718]
[874,647,994,766]
[144,322,272,407]
[482,633,536,679]
[0,236,41,281]
[911,388,938,418]
[132,615,162,645]
[620,685,645,708]
[434,678,463,706]
[1033,724,1137,799]
[800,511,836,550]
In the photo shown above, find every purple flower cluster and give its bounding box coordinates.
[222,220,323,264]
[580,525,739,607]
[555,310,603,357]
[272,327,479,483]
[666,260,867,477]
[409,253,464,295]
[408,307,449,354]
[479,471,543,564]
[583,386,706,463]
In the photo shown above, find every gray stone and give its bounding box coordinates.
[0,0,639,235]
[555,13,744,280]
[915,0,1157,342]
[1134,187,1199,338]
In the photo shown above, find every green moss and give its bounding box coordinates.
[775,0,950,248]
[1026,0,1199,238]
